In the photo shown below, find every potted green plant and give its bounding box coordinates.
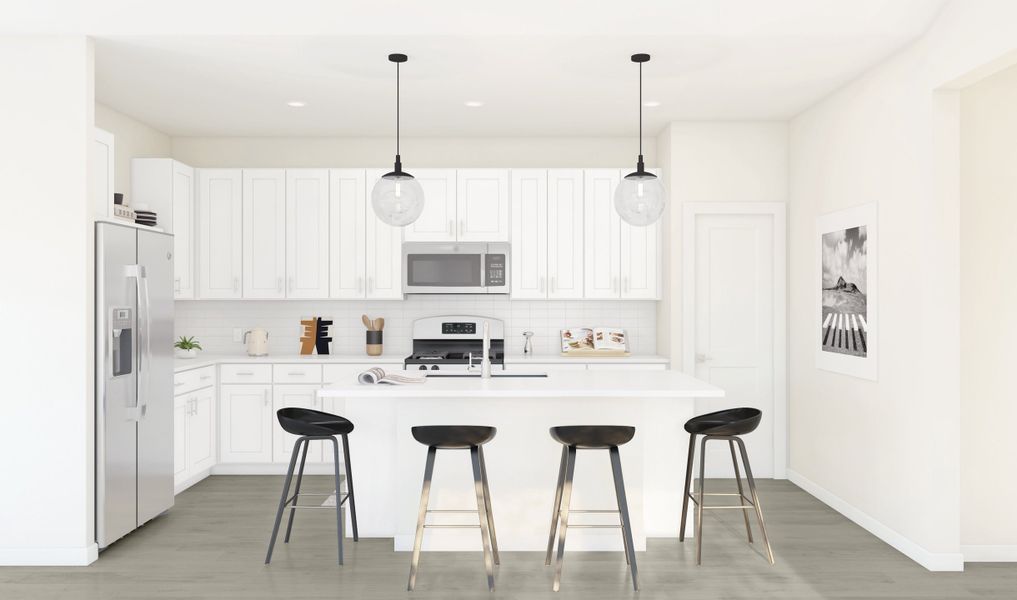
[174,336,202,359]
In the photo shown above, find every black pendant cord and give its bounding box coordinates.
[639,60,643,158]
[396,60,400,158]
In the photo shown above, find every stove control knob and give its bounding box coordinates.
[430,365,439,370]
[418,365,427,371]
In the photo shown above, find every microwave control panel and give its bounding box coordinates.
[485,254,506,287]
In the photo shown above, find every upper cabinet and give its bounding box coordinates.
[285,169,330,298]
[132,158,195,299]
[457,169,510,242]
[330,169,403,300]
[402,169,457,242]
[198,169,243,299]
[510,170,548,299]
[242,169,286,299]
[584,169,660,300]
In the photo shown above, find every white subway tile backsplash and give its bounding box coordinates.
[176,297,657,357]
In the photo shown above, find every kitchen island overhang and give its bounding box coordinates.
[318,370,724,552]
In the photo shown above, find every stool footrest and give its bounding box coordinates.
[565,524,623,529]
[423,524,481,529]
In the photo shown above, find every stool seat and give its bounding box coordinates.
[684,408,761,436]
[550,425,635,448]
[277,407,354,437]
[412,425,497,448]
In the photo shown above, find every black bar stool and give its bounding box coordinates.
[545,425,638,592]
[265,408,359,565]
[407,425,499,592]
[679,407,774,565]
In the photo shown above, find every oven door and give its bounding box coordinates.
[403,243,488,294]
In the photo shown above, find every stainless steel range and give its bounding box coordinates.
[404,315,505,373]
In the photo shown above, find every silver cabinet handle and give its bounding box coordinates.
[367,277,373,295]
[233,277,239,292]
[287,277,294,293]
[236,371,255,376]
[174,277,181,292]
[622,276,629,294]
[277,277,283,293]
[174,381,185,387]
[447,220,454,235]
[539,277,545,294]
[200,375,212,381]
[612,277,618,293]
[263,389,269,407]
[551,276,557,294]
[287,371,304,376]
[357,276,364,295]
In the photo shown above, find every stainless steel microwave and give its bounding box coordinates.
[403,242,510,294]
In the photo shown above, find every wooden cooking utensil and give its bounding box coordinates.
[362,314,374,330]
[375,317,384,331]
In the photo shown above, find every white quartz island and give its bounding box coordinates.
[318,370,724,552]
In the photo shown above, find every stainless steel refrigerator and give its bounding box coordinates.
[95,221,175,549]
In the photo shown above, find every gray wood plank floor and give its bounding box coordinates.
[1,476,1013,599]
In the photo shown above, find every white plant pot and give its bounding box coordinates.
[175,348,199,359]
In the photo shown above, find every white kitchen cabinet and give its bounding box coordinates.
[583,168,659,299]
[286,169,330,298]
[91,127,114,218]
[242,169,286,299]
[583,169,622,299]
[329,169,368,298]
[510,169,548,299]
[272,385,326,464]
[402,169,457,242]
[547,170,585,299]
[132,159,196,298]
[330,169,403,299]
[457,169,510,242]
[219,384,273,463]
[188,386,217,474]
[173,395,188,481]
[173,368,216,493]
[198,169,243,298]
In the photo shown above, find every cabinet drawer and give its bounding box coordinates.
[273,364,323,384]
[174,365,216,395]
[220,364,272,383]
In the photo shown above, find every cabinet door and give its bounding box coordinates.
[329,169,367,299]
[619,168,660,300]
[242,169,286,299]
[583,169,621,298]
[172,162,195,299]
[546,169,585,299]
[198,169,243,299]
[510,169,548,299]
[365,169,404,299]
[188,386,216,473]
[402,169,456,242]
[272,385,325,464]
[286,169,330,298]
[220,384,273,463]
[173,394,189,483]
[458,169,509,242]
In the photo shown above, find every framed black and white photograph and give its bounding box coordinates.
[816,203,877,380]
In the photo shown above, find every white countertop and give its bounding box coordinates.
[318,369,722,399]
[174,353,669,372]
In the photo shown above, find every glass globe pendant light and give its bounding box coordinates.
[615,53,666,226]
[372,53,425,227]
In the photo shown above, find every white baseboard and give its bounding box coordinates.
[174,468,213,495]
[962,545,1017,562]
[0,543,98,566]
[786,468,964,572]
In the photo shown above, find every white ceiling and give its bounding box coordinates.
[89,1,948,137]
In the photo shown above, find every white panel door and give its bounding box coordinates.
[173,395,188,482]
[286,169,330,298]
[693,213,775,477]
[510,169,548,299]
[457,169,510,241]
[329,169,367,298]
[403,169,457,242]
[198,169,243,298]
[365,171,404,299]
[547,169,585,299]
[273,385,325,464]
[219,384,273,463]
[242,169,286,299]
[583,169,621,298]
[188,386,216,473]
[171,162,195,299]
[620,169,660,299]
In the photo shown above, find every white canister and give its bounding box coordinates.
[244,328,269,356]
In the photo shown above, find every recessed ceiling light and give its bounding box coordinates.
[464,101,485,108]
[286,101,307,108]
[642,100,661,108]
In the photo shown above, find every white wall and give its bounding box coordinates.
[958,63,1017,557]
[95,103,171,198]
[0,36,97,565]
[171,136,653,169]
[177,298,657,358]
[787,0,1017,571]
[656,122,789,363]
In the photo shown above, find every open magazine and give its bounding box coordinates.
[560,327,628,352]
[357,367,426,385]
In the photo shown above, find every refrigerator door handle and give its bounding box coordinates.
[124,264,148,420]
[140,273,152,418]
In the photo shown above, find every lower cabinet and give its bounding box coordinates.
[220,384,273,463]
[173,385,217,492]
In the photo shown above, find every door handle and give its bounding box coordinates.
[233,277,239,292]
[277,277,283,293]
[696,353,713,363]
[174,277,181,292]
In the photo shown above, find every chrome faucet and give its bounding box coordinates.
[481,321,492,378]
[523,331,534,356]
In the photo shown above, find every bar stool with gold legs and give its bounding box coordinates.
[679,407,774,565]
